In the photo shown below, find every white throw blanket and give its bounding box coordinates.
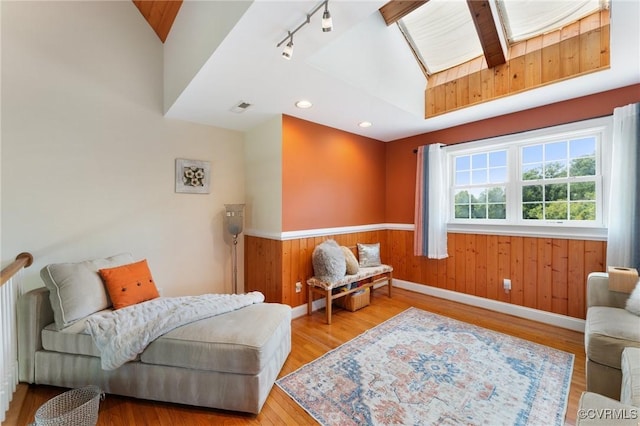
[85,292,265,370]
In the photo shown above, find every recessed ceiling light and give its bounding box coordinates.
[358,121,372,128]
[295,100,313,109]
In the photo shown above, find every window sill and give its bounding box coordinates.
[447,223,607,241]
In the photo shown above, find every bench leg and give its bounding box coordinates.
[307,286,313,316]
[388,272,393,297]
[325,290,332,325]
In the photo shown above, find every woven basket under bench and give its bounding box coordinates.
[307,265,393,324]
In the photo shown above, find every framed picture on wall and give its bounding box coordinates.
[175,158,211,194]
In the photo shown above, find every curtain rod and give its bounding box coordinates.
[411,113,613,154]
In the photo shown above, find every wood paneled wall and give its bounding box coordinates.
[245,230,606,320]
[245,231,387,307]
[426,11,610,117]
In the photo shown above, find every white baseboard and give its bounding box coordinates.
[393,279,585,332]
[292,279,585,332]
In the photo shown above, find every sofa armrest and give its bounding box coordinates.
[18,287,54,383]
[587,272,629,309]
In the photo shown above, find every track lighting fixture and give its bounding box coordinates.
[282,33,294,60]
[322,2,333,32]
[277,0,333,59]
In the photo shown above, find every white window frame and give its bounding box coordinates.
[446,116,612,240]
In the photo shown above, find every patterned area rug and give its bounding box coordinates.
[277,308,573,425]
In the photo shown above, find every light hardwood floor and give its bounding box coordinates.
[7,287,585,425]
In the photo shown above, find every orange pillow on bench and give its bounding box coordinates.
[99,259,160,309]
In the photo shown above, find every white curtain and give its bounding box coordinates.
[414,144,448,258]
[606,103,640,269]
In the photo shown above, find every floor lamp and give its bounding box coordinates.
[225,204,245,294]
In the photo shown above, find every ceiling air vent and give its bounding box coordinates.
[230,101,253,113]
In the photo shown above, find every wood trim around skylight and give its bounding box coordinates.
[467,0,506,69]
[378,0,428,26]
[425,9,610,118]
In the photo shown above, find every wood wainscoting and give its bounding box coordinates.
[245,230,605,320]
[245,231,388,307]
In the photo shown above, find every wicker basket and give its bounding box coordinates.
[335,287,370,312]
[32,385,104,426]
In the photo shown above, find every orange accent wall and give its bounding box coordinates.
[385,84,640,223]
[282,115,386,231]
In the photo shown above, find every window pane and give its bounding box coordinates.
[523,164,543,180]
[570,201,596,220]
[570,137,596,158]
[471,204,486,218]
[522,185,543,202]
[546,201,568,220]
[456,155,470,171]
[472,169,487,184]
[523,203,543,219]
[472,153,487,169]
[454,190,470,204]
[455,205,470,219]
[570,157,595,177]
[488,204,506,219]
[469,188,486,203]
[545,183,567,202]
[456,171,470,185]
[523,145,543,163]
[545,141,567,161]
[489,150,507,167]
[487,187,506,203]
[570,181,596,201]
[544,161,567,178]
[489,167,507,183]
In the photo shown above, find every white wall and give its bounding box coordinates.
[244,115,282,235]
[163,0,253,113]
[1,1,245,295]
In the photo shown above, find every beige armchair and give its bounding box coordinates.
[585,272,640,399]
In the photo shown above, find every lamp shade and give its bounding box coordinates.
[225,204,245,236]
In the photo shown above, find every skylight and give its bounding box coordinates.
[497,0,607,43]
[398,0,608,76]
[398,0,483,75]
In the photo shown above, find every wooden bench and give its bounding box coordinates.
[307,264,393,324]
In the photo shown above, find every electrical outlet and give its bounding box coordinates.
[295,282,302,293]
[503,278,511,292]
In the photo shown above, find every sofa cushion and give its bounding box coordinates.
[41,316,104,358]
[140,303,291,375]
[99,259,160,309]
[41,253,133,330]
[585,306,640,369]
[576,392,640,425]
[621,347,640,407]
[625,280,640,316]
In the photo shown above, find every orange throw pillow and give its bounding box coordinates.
[99,259,160,309]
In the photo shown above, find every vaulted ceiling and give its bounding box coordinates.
[132,0,640,141]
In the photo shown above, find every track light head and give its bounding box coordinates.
[322,2,333,32]
[282,39,294,60]
[277,1,333,57]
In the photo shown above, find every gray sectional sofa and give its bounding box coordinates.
[17,254,292,414]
